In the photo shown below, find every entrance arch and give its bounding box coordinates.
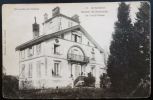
[67,45,87,79]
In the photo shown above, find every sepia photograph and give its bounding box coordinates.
[2,1,151,99]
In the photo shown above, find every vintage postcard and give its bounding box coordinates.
[2,1,151,99]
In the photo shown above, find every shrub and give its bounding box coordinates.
[2,75,19,99]
[84,72,95,87]
[100,73,111,89]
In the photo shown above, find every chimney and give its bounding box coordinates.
[52,7,60,17]
[32,17,39,39]
[44,13,48,22]
[71,14,79,22]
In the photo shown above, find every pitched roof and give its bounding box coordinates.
[15,25,104,53]
[43,13,80,25]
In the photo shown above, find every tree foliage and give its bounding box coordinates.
[107,2,150,96]
[107,2,134,93]
[84,72,95,87]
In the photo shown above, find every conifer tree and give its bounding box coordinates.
[130,2,151,96]
[134,2,150,79]
[107,2,134,93]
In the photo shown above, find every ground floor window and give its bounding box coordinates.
[28,63,32,78]
[52,61,61,77]
[37,61,41,78]
[21,64,25,78]
[91,65,96,77]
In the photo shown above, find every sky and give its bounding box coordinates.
[2,2,141,76]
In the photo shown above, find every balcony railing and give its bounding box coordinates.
[68,53,89,63]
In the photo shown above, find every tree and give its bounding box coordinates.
[130,2,151,96]
[107,2,134,94]
[134,2,150,79]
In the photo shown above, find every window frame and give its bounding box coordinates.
[37,61,41,78]
[21,50,25,59]
[54,44,60,55]
[36,43,41,55]
[71,32,82,43]
[28,63,33,78]
[52,61,61,77]
[28,46,34,57]
[21,64,25,78]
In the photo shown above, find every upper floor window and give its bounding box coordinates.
[88,41,90,46]
[52,61,61,77]
[20,64,25,78]
[68,21,73,27]
[58,18,62,30]
[28,63,32,78]
[61,34,64,39]
[21,50,25,59]
[36,43,41,55]
[72,32,82,43]
[91,48,95,60]
[54,44,60,54]
[28,46,34,57]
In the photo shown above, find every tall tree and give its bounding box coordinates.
[130,2,151,96]
[134,2,150,79]
[107,2,134,94]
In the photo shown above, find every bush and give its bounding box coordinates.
[2,75,19,99]
[84,72,95,87]
[100,73,111,89]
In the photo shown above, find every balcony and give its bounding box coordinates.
[68,53,89,64]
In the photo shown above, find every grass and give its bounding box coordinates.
[2,75,150,99]
[18,88,106,99]
[2,75,112,99]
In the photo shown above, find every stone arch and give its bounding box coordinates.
[67,45,86,58]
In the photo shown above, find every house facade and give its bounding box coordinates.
[16,7,106,89]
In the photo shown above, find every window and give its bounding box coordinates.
[52,62,60,76]
[21,50,25,59]
[88,41,90,46]
[58,18,62,30]
[72,33,82,43]
[91,49,95,60]
[61,34,64,39]
[37,61,41,77]
[36,43,41,55]
[54,44,60,54]
[21,64,25,78]
[78,36,81,43]
[28,46,34,57]
[28,63,32,78]
[68,21,73,27]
